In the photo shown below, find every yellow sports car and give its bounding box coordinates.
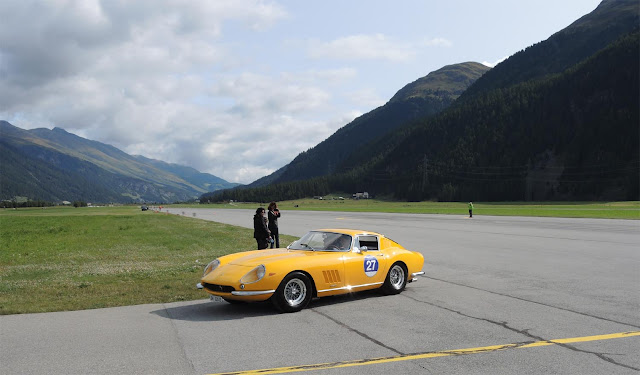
[197,229,425,312]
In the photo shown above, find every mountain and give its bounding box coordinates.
[389,62,490,103]
[0,121,238,203]
[345,0,640,201]
[355,30,639,201]
[133,155,234,193]
[461,0,639,98]
[248,62,490,187]
[203,0,639,203]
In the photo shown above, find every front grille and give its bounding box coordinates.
[202,283,235,293]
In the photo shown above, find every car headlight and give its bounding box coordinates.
[203,259,220,277]
[240,265,266,284]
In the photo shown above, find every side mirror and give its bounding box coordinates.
[354,246,367,254]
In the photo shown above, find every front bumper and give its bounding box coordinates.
[231,290,276,296]
[196,283,275,299]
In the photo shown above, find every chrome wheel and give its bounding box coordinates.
[381,262,407,295]
[284,278,307,306]
[389,264,405,290]
[272,272,313,313]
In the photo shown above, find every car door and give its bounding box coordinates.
[306,251,347,296]
[291,232,348,297]
[343,235,388,290]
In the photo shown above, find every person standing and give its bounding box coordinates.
[253,207,271,249]
[468,201,474,218]
[268,201,281,248]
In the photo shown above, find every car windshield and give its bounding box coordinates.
[288,231,352,252]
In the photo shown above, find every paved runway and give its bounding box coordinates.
[2,209,639,374]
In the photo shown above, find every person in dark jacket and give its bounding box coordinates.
[253,207,271,249]
[267,201,281,248]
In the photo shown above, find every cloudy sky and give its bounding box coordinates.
[1,0,601,184]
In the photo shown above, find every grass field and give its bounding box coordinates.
[1,201,637,315]
[185,199,640,220]
[0,206,296,315]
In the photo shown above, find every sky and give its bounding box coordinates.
[0,0,602,184]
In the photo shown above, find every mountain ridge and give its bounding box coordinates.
[461,0,639,99]
[0,121,238,203]
[247,61,490,187]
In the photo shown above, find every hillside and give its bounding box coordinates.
[358,30,639,201]
[203,0,639,203]
[248,62,490,187]
[390,62,489,102]
[461,0,639,98]
[0,121,238,203]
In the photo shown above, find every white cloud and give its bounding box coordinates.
[345,89,386,109]
[308,34,415,62]
[211,72,331,115]
[0,0,311,184]
[306,68,358,84]
[422,37,453,47]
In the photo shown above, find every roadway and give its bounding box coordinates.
[1,209,638,374]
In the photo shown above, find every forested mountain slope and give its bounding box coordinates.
[461,0,639,98]
[355,31,639,201]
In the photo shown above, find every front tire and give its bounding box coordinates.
[271,272,312,313]
[381,262,407,295]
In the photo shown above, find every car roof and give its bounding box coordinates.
[314,228,385,237]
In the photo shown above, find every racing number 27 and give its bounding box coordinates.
[364,256,379,277]
[365,259,378,272]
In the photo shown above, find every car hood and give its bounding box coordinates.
[228,248,313,267]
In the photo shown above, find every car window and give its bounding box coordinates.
[288,231,352,252]
[356,235,379,250]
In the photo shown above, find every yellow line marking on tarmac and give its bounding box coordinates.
[207,331,640,375]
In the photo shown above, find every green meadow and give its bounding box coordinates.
[192,199,640,220]
[1,201,637,314]
[0,206,296,315]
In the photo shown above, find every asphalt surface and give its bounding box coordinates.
[1,209,639,374]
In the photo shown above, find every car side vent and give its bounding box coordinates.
[323,270,341,284]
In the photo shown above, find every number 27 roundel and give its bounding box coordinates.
[363,255,379,277]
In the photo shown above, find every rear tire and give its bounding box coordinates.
[271,272,312,313]
[381,262,407,295]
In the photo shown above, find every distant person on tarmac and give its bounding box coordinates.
[468,202,474,218]
[268,201,281,248]
[253,207,271,250]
